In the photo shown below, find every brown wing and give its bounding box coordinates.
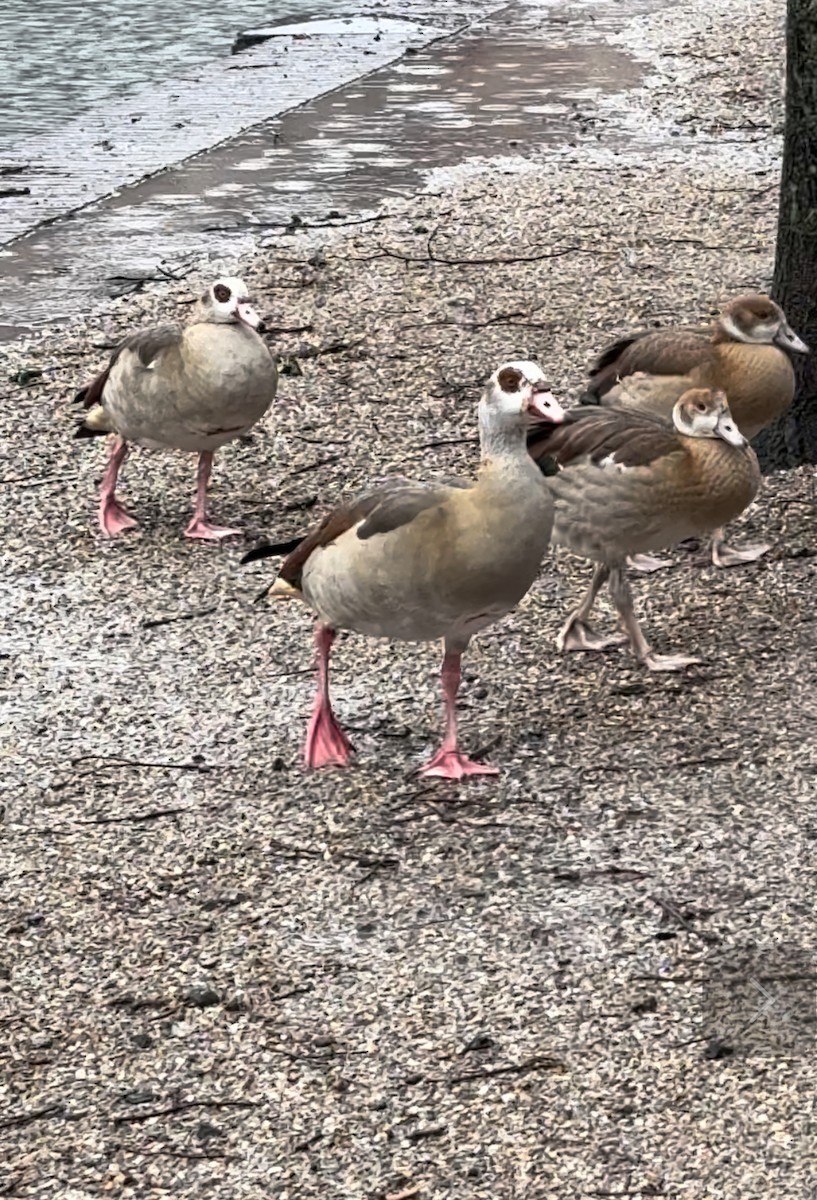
[75,325,183,409]
[587,328,716,400]
[274,480,459,589]
[528,407,681,470]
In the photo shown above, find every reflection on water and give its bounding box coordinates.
[0,0,331,147]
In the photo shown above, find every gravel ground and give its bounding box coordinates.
[2,1,817,1197]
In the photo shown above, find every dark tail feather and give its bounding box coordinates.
[527,421,564,475]
[241,537,305,565]
[74,422,107,439]
[74,386,89,405]
[576,387,602,407]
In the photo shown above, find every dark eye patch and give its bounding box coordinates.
[497,366,523,392]
[213,283,231,304]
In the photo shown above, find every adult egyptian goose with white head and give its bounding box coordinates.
[243,361,565,780]
[75,276,278,540]
[581,293,807,569]
[528,387,760,671]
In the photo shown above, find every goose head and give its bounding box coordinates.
[482,360,566,434]
[718,293,808,354]
[206,276,266,332]
[672,388,746,447]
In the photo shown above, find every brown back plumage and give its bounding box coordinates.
[585,328,717,401]
[275,481,461,590]
[75,326,182,409]
[528,407,681,471]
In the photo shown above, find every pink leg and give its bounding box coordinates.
[185,451,241,541]
[98,437,139,536]
[418,648,499,781]
[304,625,353,769]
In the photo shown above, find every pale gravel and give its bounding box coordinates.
[1,1,816,1198]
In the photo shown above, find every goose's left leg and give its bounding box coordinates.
[98,436,139,536]
[608,565,700,672]
[710,525,770,568]
[419,642,498,781]
[185,451,241,540]
[304,624,353,768]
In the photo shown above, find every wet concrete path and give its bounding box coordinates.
[0,0,661,339]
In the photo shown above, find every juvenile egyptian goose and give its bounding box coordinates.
[243,361,565,780]
[582,293,807,569]
[75,276,278,540]
[527,387,760,672]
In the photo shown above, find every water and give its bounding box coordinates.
[0,0,333,148]
[0,0,662,337]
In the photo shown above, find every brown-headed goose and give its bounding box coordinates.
[75,276,278,540]
[243,361,565,780]
[582,293,807,570]
[527,387,760,672]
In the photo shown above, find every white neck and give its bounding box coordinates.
[478,402,528,463]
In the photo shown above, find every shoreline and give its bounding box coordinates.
[0,0,782,343]
[0,0,656,340]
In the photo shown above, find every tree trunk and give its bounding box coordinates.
[756,0,817,471]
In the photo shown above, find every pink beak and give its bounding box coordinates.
[528,387,566,423]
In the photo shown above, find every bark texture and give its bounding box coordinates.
[757,0,817,470]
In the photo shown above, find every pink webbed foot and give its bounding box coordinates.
[418,747,499,781]
[99,497,139,537]
[627,552,674,574]
[304,702,353,769]
[641,650,702,673]
[184,516,242,541]
[710,540,770,568]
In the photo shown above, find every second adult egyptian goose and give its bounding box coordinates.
[527,388,760,672]
[75,276,278,540]
[243,361,565,780]
[582,293,807,569]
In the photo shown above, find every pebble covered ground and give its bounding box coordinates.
[2,1,816,1197]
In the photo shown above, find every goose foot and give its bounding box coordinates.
[304,624,352,768]
[304,701,353,768]
[418,748,498,780]
[557,616,627,653]
[710,540,770,568]
[184,516,242,541]
[99,496,139,536]
[641,651,702,673]
[98,436,137,535]
[607,565,700,673]
[186,449,240,540]
[419,645,499,780]
[627,553,674,574]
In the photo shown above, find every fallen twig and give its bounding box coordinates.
[76,807,189,826]
[356,242,591,267]
[448,1054,564,1083]
[282,454,341,479]
[141,605,219,630]
[70,754,229,773]
[113,1098,257,1127]
[0,1103,66,1131]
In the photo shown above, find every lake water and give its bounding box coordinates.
[0,0,662,336]
[0,0,337,148]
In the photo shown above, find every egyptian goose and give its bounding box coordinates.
[582,293,807,569]
[527,387,760,672]
[75,276,278,540]
[243,361,565,780]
